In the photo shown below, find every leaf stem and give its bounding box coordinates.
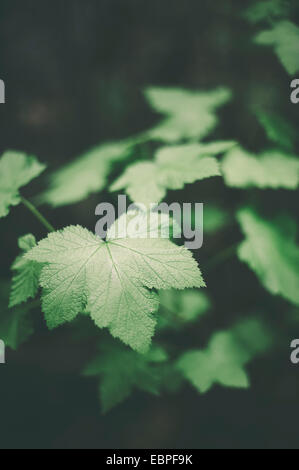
[20,196,55,233]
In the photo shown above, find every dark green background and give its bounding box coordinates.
[0,0,299,449]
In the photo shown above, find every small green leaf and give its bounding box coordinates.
[144,87,232,143]
[0,151,46,218]
[189,204,230,236]
[256,110,296,152]
[254,21,299,75]
[244,0,289,24]
[111,142,234,204]
[222,146,299,189]
[177,318,272,393]
[9,234,42,308]
[0,281,34,350]
[237,208,299,306]
[26,220,204,353]
[40,140,136,207]
[158,289,211,330]
[83,342,168,412]
[203,205,230,234]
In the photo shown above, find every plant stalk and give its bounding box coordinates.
[20,196,55,233]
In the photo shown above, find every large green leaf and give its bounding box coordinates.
[26,219,204,352]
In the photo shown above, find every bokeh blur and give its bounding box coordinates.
[0,0,299,449]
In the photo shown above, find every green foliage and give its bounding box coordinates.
[9,234,41,308]
[40,140,136,207]
[111,142,234,204]
[222,146,299,189]
[177,318,272,393]
[244,0,289,24]
[0,282,34,350]
[256,111,296,152]
[203,205,230,234]
[39,87,233,208]
[83,342,168,412]
[158,289,211,330]
[106,209,181,240]
[237,208,299,306]
[144,87,232,143]
[1,70,297,414]
[25,220,204,353]
[0,151,45,218]
[254,21,299,75]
